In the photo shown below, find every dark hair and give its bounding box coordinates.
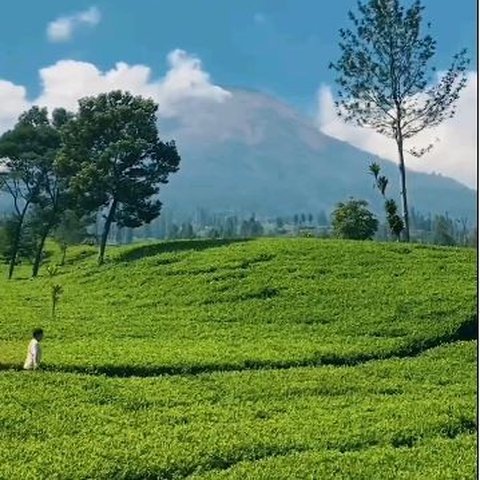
[32,328,43,338]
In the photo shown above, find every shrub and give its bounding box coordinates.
[331,199,378,240]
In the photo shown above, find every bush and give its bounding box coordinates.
[331,198,378,240]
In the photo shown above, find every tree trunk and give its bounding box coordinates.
[98,199,118,265]
[7,226,21,280]
[396,137,410,243]
[60,244,67,266]
[32,227,51,277]
[7,206,29,280]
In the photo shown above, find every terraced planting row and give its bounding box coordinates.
[0,342,476,479]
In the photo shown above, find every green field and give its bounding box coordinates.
[0,238,476,479]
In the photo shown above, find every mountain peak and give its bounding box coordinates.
[156,89,474,220]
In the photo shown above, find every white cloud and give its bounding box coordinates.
[0,50,231,133]
[47,6,101,43]
[317,71,477,189]
[0,81,29,132]
[34,49,230,117]
[77,6,101,26]
[0,48,474,190]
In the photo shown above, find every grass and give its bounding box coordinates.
[0,238,476,479]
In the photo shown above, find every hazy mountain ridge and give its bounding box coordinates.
[159,88,475,220]
[0,88,474,221]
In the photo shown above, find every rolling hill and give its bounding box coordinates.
[0,238,476,478]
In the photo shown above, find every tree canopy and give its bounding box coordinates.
[331,198,378,240]
[57,90,181,264]
[0,106,68,278]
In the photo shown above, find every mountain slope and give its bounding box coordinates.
[0,89,473,221]
[159,89,475,220]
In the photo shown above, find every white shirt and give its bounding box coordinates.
[24,339,42,370]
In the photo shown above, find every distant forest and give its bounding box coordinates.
[104,206,476,248]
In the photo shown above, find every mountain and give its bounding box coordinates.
[0,88,474,222]
[159,88,476,221]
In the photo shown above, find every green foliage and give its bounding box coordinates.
[433,215,456,246]
[46,264,59,278]
[0,238,475,478]
[384,199,404,239]
[57,90,181,265]
[0,215,36,263]
[240,216,264,238]
[0,106,73,278]
[331,198,378,240]
[0,107,64,278]
[1,238,474,370]
[369,162,404,240]
[369,162,389,197]
[50,283,63,319]
[0,341,476,479]
[53,210,93,265]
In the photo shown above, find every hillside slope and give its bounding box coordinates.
[0,238,476,479]
[0,238,475,372]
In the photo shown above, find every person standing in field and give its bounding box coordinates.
[24,328,43,370]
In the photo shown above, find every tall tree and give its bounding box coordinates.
[433,214,456,246]
[455,217,469,246]
[57,91,181,265]
[317,211,328,226]
[179,222,195,239]
[167,223,179,239]
[30,108,74,277]
[330,0,469,241]
[0,107,66,278]
[224,216,238,238]
[240,216,264,238]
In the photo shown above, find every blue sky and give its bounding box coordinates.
[0,1,476,187]
[0,0,476,113]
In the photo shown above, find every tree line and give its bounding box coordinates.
[0,91,181,278]
[99,204,475,248]
[330,198,476,247]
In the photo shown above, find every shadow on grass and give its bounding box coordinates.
[2,315,475,378]
[0,355,382,377]
[63,248,97,265]
[115,238,251,263]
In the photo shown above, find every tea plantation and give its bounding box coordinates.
[0,238,476,479]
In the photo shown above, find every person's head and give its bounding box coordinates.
[32,328,44,341]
